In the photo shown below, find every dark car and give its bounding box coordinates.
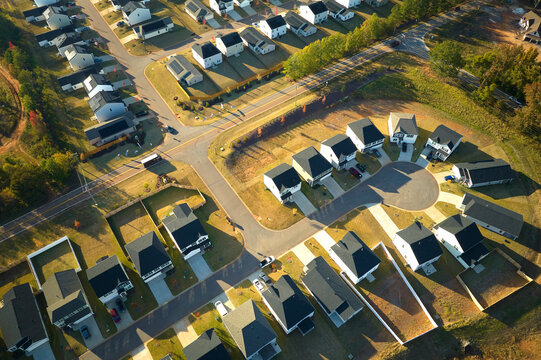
[110,308,121,323]
[80,325,91,339]
[135,110,149,117]
[402,143,408,152]
[355,163,366,173]
[454,6,460,11]
[66,2,76,6]
[116,21,125,27]
[390,40,400,48]
[426,151,433,161]
[349,167,362,179]
[116,298,125,312]
[373,149,382,158]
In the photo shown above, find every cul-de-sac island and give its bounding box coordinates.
[0,0,539,359]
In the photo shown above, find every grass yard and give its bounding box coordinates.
[332,168,361,191]
[143,186,205,223]
[301,182,334,209]
[147,328,185,360]
[434,201,459,218]
[125,24,193,56]
[353,2,395,20]
[274,32,308,55]
[95,0,112,11]
[355,151,382,174]
[104,10,123,25]
[326,206,390,247]
[381,203,435,230]
[29,239,79,285]
[0,263,37,298]
[108,202,156,246]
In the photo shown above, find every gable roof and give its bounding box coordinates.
[42,269,89,325]
[57,66,97,87]
[166,54,202,83]
[87,255,130,298]
[185,0,211,19]
[321,134,357,159]
[436,215,483,252]
[239,26,267,46]
[192,41,221,59]
[429,125,462,149]
[84,112,135,141]
[139,17,173,35]
[223,300,276,358]
[461,193,523,237]
[347,118,384,144]
[217,32,242,47]
[0,284,47,350]
[331,232,381,279]
[183,328,230,360]
[264,163,301,191]
[89,91,123,112]
[55,33,83,48]
[458,242,490,267]
[292,146,332,178]
[85,73,111,89]
[264,15,286,29]
[389,112,418,136]
[162,203,208,250]
[65,44,89,59]
[262,275,314,330]
[307,1,328,15]
[323,0,345,14]
[125,231,171,277]
[284,11,308,29]
[35,24,75,42]
[454,159,513,185]
[123,1,145,15]
[522,11,541,35]
[23,5,49,18]
[302,257,363,319]
[396,222,443,264]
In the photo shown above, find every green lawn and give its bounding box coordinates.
[355,151,382,174]
[107,202,156,246]
[143,186,205,224]
[147,328,185,360]
[160,228,198,296]
[434,201,459,218]
[301,182,334,209]
[331,168,360,191]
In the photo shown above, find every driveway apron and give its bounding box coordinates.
[187,253,213,280]
[148,274,174,305]
[291,191,316,215]
[321,176,345,198]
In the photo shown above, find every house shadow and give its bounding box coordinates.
[483,237,540,280]
[484,281,540,327]
[144,158,177,175]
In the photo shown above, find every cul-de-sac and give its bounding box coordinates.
[0,0,539,358]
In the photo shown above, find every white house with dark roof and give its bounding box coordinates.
[183,328,230,360]
[35,0,59,7]
[435,215,490,268]
[58,66,98,91]
[192,41,223,69]
[259,15,287,39]
[234,0,251,7]
[210,0,234,15]
[216,32,244,57]
[84,112,136,146]
[452,159,513,188]
[300,1,329,24]
[392,222,443,274]
[284,11,317,37]
[185,0,214,23]
[125,231,173,283]
[55,33,85,57]
[122,1,151,26]
[133,17,174,40]
[346,117,385,153]
[263,163,301,204]
[239,27,276,54]
[262,275,315,335]
[334,0,360,8]
[388,112,418,144]
[64,44,95,71]
[89,91,127,122]
[162,203,210,259]
[329,232,381,284]
[23,5,50,22]
[44,6,71,30]
[36,24,76,47]
[223,300,281,360]
[320,134,357,170]
[323,0,354,21]
[83,73,114,98]
[459,193,523,240]
[87,255,133,305]
[520,11,541,43]
[302,256,364,327]
[292,146,333,187]
[0,283,49,356]
[111,0,131,11]
[166,55,203,86]
[425,125,462,161]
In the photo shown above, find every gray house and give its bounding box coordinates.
[64,44,95,71]
[166,54,203,86]
[89,91,127,122]
[55,33,85,57]
[346,117,385,153]
[388,112,418,144]
[452,159,513,188]
[35,24,75,47]
[87,255,133,306]
[182,328,230,360]
[162,203,210,259]
[291,146,333,187]
[23,5,49,22]
[58,66,98,91]
[184,0,214,23]
[126,231,173,283]
[284,11,317,37]
[84,112,136,146]
[44,6,71,30]
[239,27,276,54]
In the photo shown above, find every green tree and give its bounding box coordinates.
[429,40,464,76]
[10,166,47,204]
[514,81,541,139]
[41,152,75,183]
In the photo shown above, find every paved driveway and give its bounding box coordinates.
[228,10,242,21]
[398,143,414,162]
[148,275,174,305]
[207,19,220,28]
[415,147,431,168]
[78,316,104,349]
[241,5,256,15]
[31,343,55,360]
[377,149,392,166]
[321,176,345,198]
[291,191,316,215]
[187,253,213,280]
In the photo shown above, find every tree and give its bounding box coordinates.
[41,152,75,183]
[10,166,47,204]
[429,40,464,77]
[514,81,541,139]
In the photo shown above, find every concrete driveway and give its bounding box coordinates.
[376,148,392,166]
[113,308,134,331]
[148,274,174,305]
[31,342,55,360]
[291,191,316,215]
[320,176,345,198]
[241,5,256,15]
[416,147,431,168]
[187,253,213,280]
[207,18,220,28]
[398,143,414,162]
[78,316,104,349]
[228,10,242,21]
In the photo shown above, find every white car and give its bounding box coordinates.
[253,279,264,292]
[214,300,228,317]
[259,256,275,268]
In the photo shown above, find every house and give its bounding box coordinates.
[166,55,203,86]
[42,269,93,329]
[452,159,513,188]
[89,91,127,122]
[209,0,234,15]
[182,328,231,360]
[83,73,114,98]
[64,44,95,71]
[84,112,137,146]
[346,117,385,153]
[111,0,130,11]
[223,300,281,360]
[520,11,541,43]
[122,1,151,26]
[23,5,49,22]
[320,134,357,170]
[185,0,214,23]
[55,33,85,57]
[162,203,210,259]
[87,255,133,305]
[334,0,360,9]
[329,232,381,284]
[365,0,388,7]
[435,215,490,268]
[0,284,49,356]
[392,222,443,273]
[134,17,174,40]
[284,11,317,37]
[292,146,333,186]
[323,0,354,21]
[35,24,75,47]
[234,0,251,7]
[263,163,301,204]
[299,1,329,24]
[44,6,71,30]
[388,112,418,144]
[216,32,244,57]
[425,125,462,161]
[239,27,276,54]
[302,256,363,327]
[58,66,98,91]
[259,15,287,39]
[34,0,59,7]
[192,42,223,69]
[459,193,523,240]
[262,275,315,335]
[126,231,173,283]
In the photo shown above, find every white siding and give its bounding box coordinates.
[335,0,360,8]
[392,235,421,270]
[95,103,127,122]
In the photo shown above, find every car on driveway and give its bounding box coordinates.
[259,272,272,284]
[110,308,121,323]
[215,301,228,317]
[426,151,433,161]
[373,149,382,158]
[80,325,91,339]
[402,143,408,152]
[116,298,125,312]
[117,21,125,27]
[355,163,366,173]
[259,256,275,268]
[253,279,265,292]
[349,167,362,179]
[444,175,456,182]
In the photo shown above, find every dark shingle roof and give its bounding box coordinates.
[461,193,523,238]
[217,32,242,47]
[265,15,286,29]
[85,73,111,89]
[284,11,306,29]
[454,159,513,185]
[331,232,381,279]
[302,257,363,320]
[347,118,384,145]
[396,222,443,264]
[23,5,48,18]
[42,270,89,325]
[36,25,75,42]
[429,125,462,149]
[321,134,357,159]
[56,33,83,48]
[262,275,314,330]
[140,17,173,34]
[239,27,266,46]
[292,146,332,178]
[122,1,144,15]
[264,163,301,192]
[162,203,208,251]
[183,328,230,360]
[192,41,221,59]
[308,1,328,15]
[0,284,47,350]
[85,112,135,141]
[436,215,483,252]
[223,300,276,359]
[323,0,344,13]
[58,66,97,87]
[389,112,418,136]
[458,242,490,267]
[125,231,171,277]
[88,91,123,112]
[87,255,130,298]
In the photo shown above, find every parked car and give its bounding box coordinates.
[259,256,275,268]
[117,21,125,27]
[373,149,382,158]
[355,163,366,173]
[259,272,272,284]
[66,2,76,6]
[69,15,79,20]
[166,125,177,134]
[215,300,228,317]
[402,142,408,152]
[80,325,91,339]
[116,298,125,312]
[110,308,121,323]
[349,167,361,179]
[444,175,456,182]
[390,40,400,48]
[426,151,433,161]
[253,279,265,292]
[135,110,149,117]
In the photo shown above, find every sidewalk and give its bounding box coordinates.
[313,230,337,251]
[291,242,316,265]
[438,191,463,207]
[367,204,399,239]
[173,318,198,347]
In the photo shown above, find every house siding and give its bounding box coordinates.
[319,143,356,170]
[125,8,151,26]
[425,137,461,161]
[291,159,332,187]
[263,174,301,204]
[335,0,360,8]
[299,6,328,24]
[216,40,244,57]
[95,103,127,122]
[346,126,384,152]
[260,22,286,39]
[328,248,380,284]
[192,49,222,69]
